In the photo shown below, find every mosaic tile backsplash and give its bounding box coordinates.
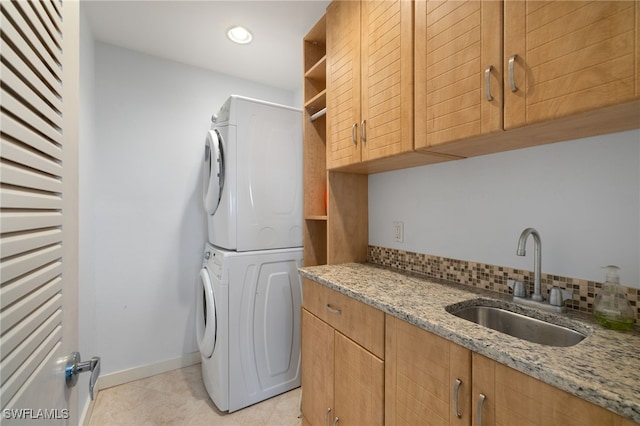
[368,245,640,325]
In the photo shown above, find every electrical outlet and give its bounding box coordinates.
[393,221,404,243]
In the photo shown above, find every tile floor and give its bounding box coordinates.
[88,364,302,426]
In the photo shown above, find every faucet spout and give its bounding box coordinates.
[517,228,543,302]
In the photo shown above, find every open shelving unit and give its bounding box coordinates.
[303,15,328,266]
[302,13,368,268]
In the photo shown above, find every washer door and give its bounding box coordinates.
[203,129,224,215]
[196,268,217,358]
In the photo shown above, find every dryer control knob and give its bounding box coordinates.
[204,251,211,260]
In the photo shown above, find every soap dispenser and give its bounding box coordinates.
[593,265,634,331]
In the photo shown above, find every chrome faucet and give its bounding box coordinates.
[516,228,544,301]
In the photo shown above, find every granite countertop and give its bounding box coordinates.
[299,262,640,423]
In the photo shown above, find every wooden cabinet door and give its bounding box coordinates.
[493,361,630,426]
[360,0,414,162]
[386,316,472,426]
[471,353,495,426]
[327,0,362,169]
[334,331,384,426]
[415,0,502,149]
[504,1,640,129]
[301,309,335,426]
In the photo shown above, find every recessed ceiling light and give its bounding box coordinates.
[227,26,253,44]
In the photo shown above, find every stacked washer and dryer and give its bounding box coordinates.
[197,95,303,413]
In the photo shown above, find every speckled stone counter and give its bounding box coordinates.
[299,263,640,423]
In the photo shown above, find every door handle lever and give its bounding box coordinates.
[65,352,101,400]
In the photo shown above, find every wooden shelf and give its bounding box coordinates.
[306,215,328,221]
[304,90,326,115]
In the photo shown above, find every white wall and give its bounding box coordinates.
[92,42,296,375]
[369,130,640,288]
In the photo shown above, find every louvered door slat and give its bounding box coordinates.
[0,162,62,193]
[1,89,63,145]
[415,0,502,149]
[0,0,70,412]
[0,261,62,309]
[2,42,64,115]
[2,19,63,98]
[0,244,62,288]
[0,187,63,210]
[2,1,62,81]
[1,310,61,384]
[0,275,62,334]
[1,113,63,160]
[1,229,62,260]
[0,331,62,406]
[29,0,63,51]
[1,138,62,176]
[1,213,62,233]
[1,64,63,130]
[1,295,61,359]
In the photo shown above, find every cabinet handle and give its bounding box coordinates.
[326,304,342,315]
[484,66,493,102]
[333,416,339,426]
[325,408,332,426]
[360,119,366,143]
[453,378,463,419]
[476,393,486,426]
[508,55,518,92]
[351,123,357,145]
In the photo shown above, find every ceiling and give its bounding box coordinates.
[83,0,330,91]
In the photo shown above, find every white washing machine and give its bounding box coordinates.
[197,243,303,413]
[203,95,303,251]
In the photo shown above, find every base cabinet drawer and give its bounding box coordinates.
[303,278,384,358]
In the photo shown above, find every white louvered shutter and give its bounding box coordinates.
[1,0,77,414]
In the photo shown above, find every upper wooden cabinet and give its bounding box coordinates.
[504,1,640,129]
[326,0,413,169]
[415,0,503,149]
[416,0,640,158]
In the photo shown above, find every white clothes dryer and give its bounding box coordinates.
[203,95,303,251]
[197,243,303,413]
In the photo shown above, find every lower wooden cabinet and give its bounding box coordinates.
[386,315,472,426]
[301,280,384,426]
[473,353,637,426]
[302,283,638,426]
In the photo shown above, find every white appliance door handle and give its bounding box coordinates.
[196,268,217,358]
[203,129,224,215]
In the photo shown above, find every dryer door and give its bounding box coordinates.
[203,129,224,215]
[196,268,217,358]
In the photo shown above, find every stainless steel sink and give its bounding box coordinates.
[447,301,588,347]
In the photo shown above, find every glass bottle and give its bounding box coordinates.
[593,265,634,331]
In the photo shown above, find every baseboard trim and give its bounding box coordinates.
[96,352,201,391]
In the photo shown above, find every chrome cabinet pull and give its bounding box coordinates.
[508,55,518,92]
[360,119,366,143]
[351,123,357,145]
[476,393,486,426]
[333,416,339,426]
[484,66,493,101]
[453,378,463,419]
[326,304,342,315]
[325,408,332,426]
